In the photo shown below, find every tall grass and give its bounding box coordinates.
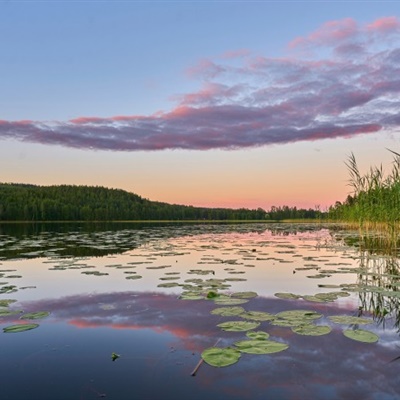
[329,150,400,247]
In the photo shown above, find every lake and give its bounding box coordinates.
[0,222,399,400]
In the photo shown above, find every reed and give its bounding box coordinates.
[329,150,400,247]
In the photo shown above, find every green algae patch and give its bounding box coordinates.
[201,347,241,368]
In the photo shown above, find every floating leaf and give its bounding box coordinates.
[217,320,260,332]
[240,311,275,321]
[232,291,258,299]
[274,293,301,300]
[211,306,245,316]
[234,339,288,354]
[246,331,270,340]
[291,324,332,336]
[328,316,372,325]
[273,310,323,327]
[201,347,241,367]
[111,352,120,361]
[179,292,204,300]
[3,323,39,333]
[125,275,142,280]
[343,329,378,343]
[20,311,50,320]
[0,309,23,317]
[0,299,17,307]
[157,282,181,288]
[213,297,249,306]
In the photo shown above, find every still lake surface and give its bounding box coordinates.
[0,222,399,400]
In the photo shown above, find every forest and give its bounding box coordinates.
[0,183,323,222]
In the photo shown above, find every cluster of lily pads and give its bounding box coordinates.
[201,300,379,368]
[0,298,50,333]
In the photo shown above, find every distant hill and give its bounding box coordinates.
[0,183,267,221]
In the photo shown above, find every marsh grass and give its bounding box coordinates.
[329,150,400,248]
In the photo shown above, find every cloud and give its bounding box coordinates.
[1,16,399,152]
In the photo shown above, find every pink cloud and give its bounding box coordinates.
[1,16,399,152]
[366,16,400,33]
[185,58,225,79]
[288,18,358,48]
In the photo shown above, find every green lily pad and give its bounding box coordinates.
[125,275,142,280]
[343,329,379,343]
[3,323,39,333]
[328,316,372,325]
[213,296,249,306]
[291,324,332,336]
[0,299,17,307]
[240,311,275,321]
[232,291,258,299]
[0,309,23,317]
[20,311,50,320]
[234,339,288,354]
[211,306,246,316]
[217,320,260,332]
[274,292,301,300]
[0,285,18,294]
[179,292,204,300]
[276,310,322,321]
[246,331,270,340]
[273,310,323,327]
[157,282,181,288]
[201,347,241,367]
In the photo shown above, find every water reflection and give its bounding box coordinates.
[1,222,400,400]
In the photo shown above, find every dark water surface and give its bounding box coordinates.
[0,223,399,400]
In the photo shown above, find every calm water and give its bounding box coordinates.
[0,223,399,400]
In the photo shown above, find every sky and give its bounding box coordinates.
[0,0,399,211]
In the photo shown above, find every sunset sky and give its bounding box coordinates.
[1,1,399,210]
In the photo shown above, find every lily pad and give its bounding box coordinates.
[234,339,289,354]
[125,275,142,280]
[232,291,258,299]
[0,309,23,317]
[213,297,249,306]
[240,311,275,322]
[246,331,270,340]
[328,316,372,325]
[274,292,301,300]
[211,306,246,317]
[201,347,241,368]
[179,292,204,300]
[217,320,260,332]
[3,323,39,333]
[291,324,332,336]
[20,311,50,320]
[343,329,379,343]
[157,282,181,288]
[0,299,17,307]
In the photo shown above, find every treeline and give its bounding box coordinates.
[0,183,267,221]
[267,205,324,220]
